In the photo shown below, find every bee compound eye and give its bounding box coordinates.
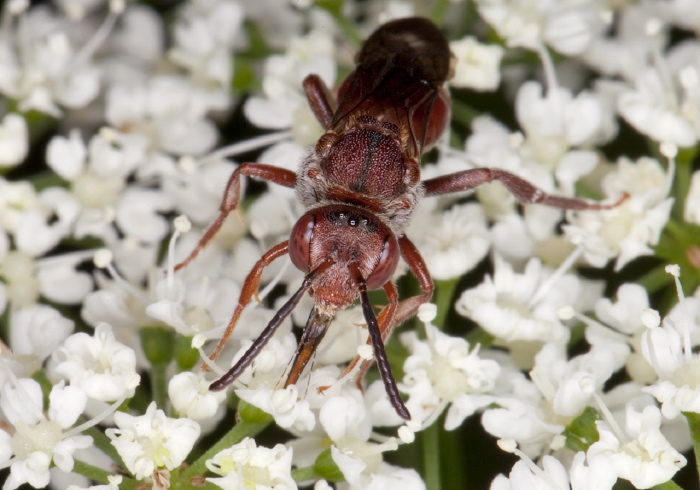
[289,214,315,272]
[366,234,400,290]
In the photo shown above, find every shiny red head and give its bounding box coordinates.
[288,204,399,312]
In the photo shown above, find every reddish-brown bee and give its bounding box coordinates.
[177,17,620,420]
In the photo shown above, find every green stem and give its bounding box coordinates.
[83,426,123,468]
[140,326,174,412]
[179,418,271,481]
[433,278,460,329]
[422,420,442,490]
[670,143,698,221]
[651,481,684,490]
[637,265,673,295]
[440,429,467,489]
[71,460,131,486]
[291,465,322,483]
[683,411,700,486]
[150,362,169,413]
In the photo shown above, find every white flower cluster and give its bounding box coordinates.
[0,0,699,489]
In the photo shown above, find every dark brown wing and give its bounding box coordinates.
[331,17,453,159]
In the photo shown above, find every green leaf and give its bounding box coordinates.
[655,219,700,296]
[292,465,323,483]
[232,58,257,93]
[140,326,175,365]
[178,414,271,484]
[238,400,274,424]
[683,411,700,485]
[563,406,601,452]
[314,448,345,482]
[175,334,199,371]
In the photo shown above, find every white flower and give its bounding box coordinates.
[449,36,504,91]
[316,387,373,443]
[101,4,165,87]
[684,169,700,225]
[530,343,624,418]
[1,248,93,309]
[568,452,618,490]
[0,178,41,233]
[489,206,568,266]
[617,41,700,147]
[331,445,425,490]
[105,76,220,156]
[81,236,252,366]
[46,129,157,242]
[115,188,173,243]
[168,371,227,420]
[588,283,655,384]
[0,17,100,116]
[594,284,650,336]
[50,323,141,402]
[243,28,334,144]
[0,179,82,279]
[312,305,369,366]
[455,255,584,346]
[106,402,201,480]
[481,389,565,458]
[237,384,315,432]
[641,297,700,418]
[564,156,674,270]
[159,156,237,228]
[169,0,244,88]
[401,321,500,430]
[617,67,697,147]
[491,452,617,490]
[0,379,93,490]
[219,333,314,430]
[241,0,306,50]
[47,128,145,183]
[220,332,297,386]
[515,81,604,185]
[0,113,28,167]
[464,116,525,175]
[206,437,296,490]
[516,81,604,149]
[286,380,391,475]
[8,304,74,374]
[581,3,661,81]
[587,405,686,489]
[475,0,601,55]
[15,187,80,257]
[408,202,491,281]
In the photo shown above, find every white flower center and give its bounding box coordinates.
[1,250,40,307]
[242,466,278,487]
[428,356,470,401]
[497,296,534,319]
[526,134,568,168]
[10,420,63,459]
[599,208,634,249]
[672,358,700,389]
[337,436,385,474]
[182,306,215,333]
[71,171,124,210]
[217,451,279,487]
[140,429,172,467]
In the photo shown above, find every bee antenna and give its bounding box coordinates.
[348,262,410,420]
[210,258,333,391]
